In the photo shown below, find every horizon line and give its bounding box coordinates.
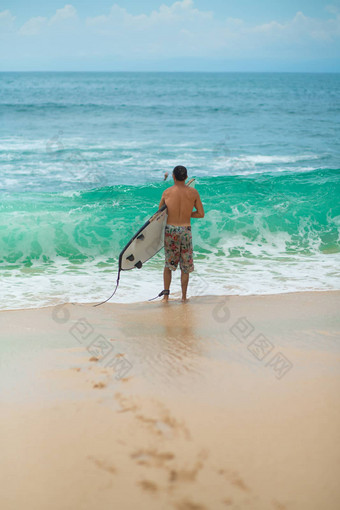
[1,70,340,74]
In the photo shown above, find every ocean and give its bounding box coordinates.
[0,72,339,309]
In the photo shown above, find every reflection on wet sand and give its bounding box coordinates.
[115,300,206,385]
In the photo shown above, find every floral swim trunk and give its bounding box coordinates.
[164,225,194,274]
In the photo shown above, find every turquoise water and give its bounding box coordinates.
[0,72,339,308]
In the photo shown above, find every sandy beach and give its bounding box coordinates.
[1,291,339,510]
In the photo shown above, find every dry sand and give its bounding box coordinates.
[1,291,340,510]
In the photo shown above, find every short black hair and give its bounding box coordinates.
[173,165,187,181]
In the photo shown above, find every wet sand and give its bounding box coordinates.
[1,291,340,509]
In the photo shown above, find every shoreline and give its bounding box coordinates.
[1,287,340,313]
[1,291,340,509]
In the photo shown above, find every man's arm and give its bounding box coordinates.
[191,191,205,218]
[159,191,166,210]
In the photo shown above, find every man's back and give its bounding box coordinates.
[163,185,203,226]
[158,165,204,302]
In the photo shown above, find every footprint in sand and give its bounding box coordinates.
[272,501,286,510]
[131,448,175,468]
[87,455,116,475]
[230,474,250,493]
[175,499,207,510]
[132,447,207,493]
[169,450,207,484]
[218,468,250,493]
[93,382,107,389]
[121,377,133,383]
[115,393,190,439]
[138,479,158,493]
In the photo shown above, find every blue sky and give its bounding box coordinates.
[1,0,339,71]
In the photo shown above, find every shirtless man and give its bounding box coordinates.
[158,165,205,302]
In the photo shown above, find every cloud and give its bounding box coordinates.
[19,16,47,36]
[49,4,77,25]
[2,1,340,68]
[253,10,340,42]
[148,0,213,23]
[82,1,215,58]
[326,3,340,15]
[0,9,16,33]
[18,4,77,36]
[86,0,212,33]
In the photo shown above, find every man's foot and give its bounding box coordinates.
[161,289,170,302]
[181,296,189,302]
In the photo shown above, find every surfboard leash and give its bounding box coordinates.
[148,289,170,301]
[93,269,121,307]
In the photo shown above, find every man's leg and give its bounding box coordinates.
[179,227,193,302]
[181,270,189,302]
[163,267,172,302]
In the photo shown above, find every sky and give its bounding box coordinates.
[0,0,339,71]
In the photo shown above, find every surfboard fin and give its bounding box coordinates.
[135,261,143,269]
[137,233,145,241]
[126,254,135,261]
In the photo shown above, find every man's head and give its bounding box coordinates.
[172,165,187,182]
